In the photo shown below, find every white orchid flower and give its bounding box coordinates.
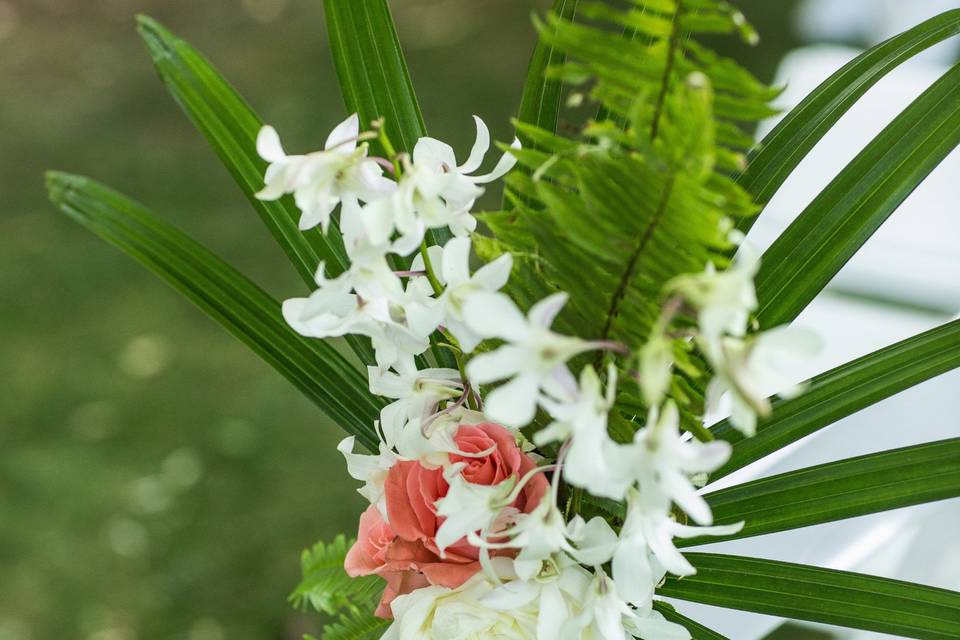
[706,325,821,436]
[281,263,381,339]
[618,487,743,581]
[624,601,693,640]
[434,463,520,556]
[255,113,394,232]
[504,499,575,580]
[282,263,429,369]
[536,365,636,501]
[412,115,520,211]
[336,435,398,519]
[570,569,690,640]
[668,242,760,359]
[411,238,514,353]
[464,292,599,427]
[633,400,732,525]
[359,116,520,250]
[367,364,463,422]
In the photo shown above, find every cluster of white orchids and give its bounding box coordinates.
[257,113,815,639]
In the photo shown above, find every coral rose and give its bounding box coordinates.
[344,422,548,618]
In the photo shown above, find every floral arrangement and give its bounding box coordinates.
[48,1,960,639]
[258,105,793,638]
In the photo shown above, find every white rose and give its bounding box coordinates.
[384,574,537,640]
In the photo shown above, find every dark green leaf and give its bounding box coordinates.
[739,9,960,211]
[47,172,382,450]
[755,60,960,328]
[710,320,960,479]
[681,439,960,546]
[659,553,960,639]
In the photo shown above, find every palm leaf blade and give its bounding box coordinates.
[47,172,382,450]
[755,60,960,328]
[659,554,960,639]
[739,9,960,209]
[680,439,960,546]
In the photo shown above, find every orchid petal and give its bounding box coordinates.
[463,292,529,341]
[529,291,568,329]
[325,112,360,152]
[484,373,540,427]
[458,115,491,174]
[470,138,520,183]
[256,125,287,163]
[466,345,526,384]
[441,236,472,286]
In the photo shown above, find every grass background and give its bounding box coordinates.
[0,1,801,638]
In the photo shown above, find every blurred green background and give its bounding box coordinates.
[0,1,799,638]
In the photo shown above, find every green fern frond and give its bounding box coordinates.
[321,610,392,640]
[478,0,771,429]
[290,534,384,617]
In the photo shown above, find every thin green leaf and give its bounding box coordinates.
[136,16,375,366]
[739,9,960,212]
[681,439,960,546]
[324,0,426,154]
[651,601,729,640]
[322,0,447,257]
[659,553,960,639]
[47,172,382,451]
[517,0,579,139]
[710,320,960,479]
[755,60,960,328]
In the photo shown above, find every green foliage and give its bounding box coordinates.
[660,554,960,639]
[290,535,383,617]
[515,0,580,147]
[476,0,771,427]
[137,16,349,283]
